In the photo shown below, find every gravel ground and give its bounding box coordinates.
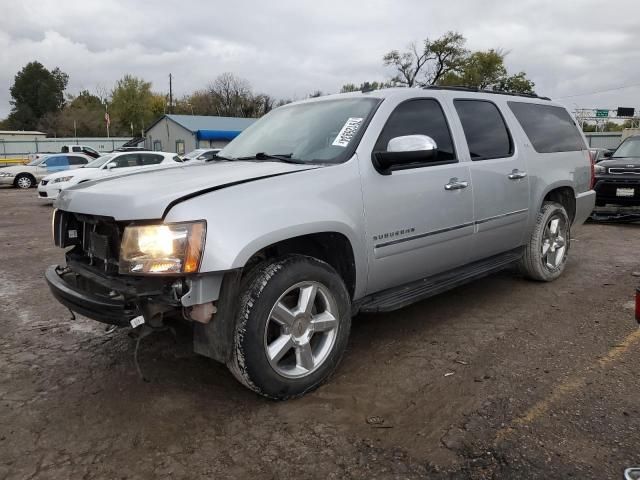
[1,187,639,479]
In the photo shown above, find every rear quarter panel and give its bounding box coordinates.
[500,102,591,231]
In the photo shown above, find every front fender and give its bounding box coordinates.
[164,161,368,298]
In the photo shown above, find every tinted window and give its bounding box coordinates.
[454,100,512,160]
[72,146,82,152]
[45,156,70,171]
[374,99,455,162]
[111,154,138,168]
[508,102,585,153]
[139,154,164,166]
[68,156,88,165]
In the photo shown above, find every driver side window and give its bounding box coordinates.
[374,99,456,163]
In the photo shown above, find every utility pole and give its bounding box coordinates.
[169,73,173,114]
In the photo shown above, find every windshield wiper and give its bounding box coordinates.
[237,152,306,164]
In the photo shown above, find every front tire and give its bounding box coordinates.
[519,201,570,282]
[227,255,351,400]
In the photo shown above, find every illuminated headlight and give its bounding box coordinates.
[53,176,74,183]
[119,221,206,274]
[0,172,15,177]
[594,164,607,175]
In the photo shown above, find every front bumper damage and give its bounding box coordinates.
[45,260,241,363]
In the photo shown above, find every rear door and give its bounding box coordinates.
[360,97,475,294]
[452,99,530,259]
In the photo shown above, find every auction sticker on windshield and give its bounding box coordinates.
[332,117,364,147]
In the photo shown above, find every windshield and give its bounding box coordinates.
[85,153,115,168]
[220,98,381,163]
[27,156,48,166]
[183,149,208,160]
[613,138,640,158]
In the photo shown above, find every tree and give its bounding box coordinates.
[383,33,535,94]
[495,72,535,94]
[109,75,155,135]
[208,72,252,117]
[439,49,506,89]
[42,90,106,137]
[7,61,68,130]
[383,32,467,87]
[340,81,392,93]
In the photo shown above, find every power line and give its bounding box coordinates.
[556,82,640,99]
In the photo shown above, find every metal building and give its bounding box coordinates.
[144,115,256,155]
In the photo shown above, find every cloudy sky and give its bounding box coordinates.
[1,0,639,118]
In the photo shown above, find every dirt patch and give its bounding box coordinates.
[1,187,639,479]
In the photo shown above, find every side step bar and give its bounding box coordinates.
[356,249,523,314]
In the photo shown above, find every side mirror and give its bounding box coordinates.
[106,162,117,170]
[373,135,438,175]
[603,150,613,158]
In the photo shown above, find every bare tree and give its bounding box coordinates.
[383,31,468,87]
[208,72,252,117]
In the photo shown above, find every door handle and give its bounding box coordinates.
[508,169,527,180]
[444,178,469,190]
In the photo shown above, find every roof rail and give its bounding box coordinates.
[423,85,551,101]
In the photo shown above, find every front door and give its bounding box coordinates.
[452,99,530,259]
[359,98,475,295]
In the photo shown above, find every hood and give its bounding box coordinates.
[598,157,640,168]
[55,161,319,220]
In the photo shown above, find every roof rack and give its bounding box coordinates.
[423,85,551,101]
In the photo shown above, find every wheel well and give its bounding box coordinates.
[544,187,575,223]
[244,232,357,298]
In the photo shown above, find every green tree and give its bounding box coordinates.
[495,72,535,94]
[110,75,155,135]
[7,61,68,130]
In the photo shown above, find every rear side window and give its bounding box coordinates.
[68,156,88,165]
[374,99,456,162]
[139,154,164,165]
[454,100,512,160]
[72,146,82,152]
[508,102,585,153]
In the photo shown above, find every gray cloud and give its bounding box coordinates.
[1,0,639,118]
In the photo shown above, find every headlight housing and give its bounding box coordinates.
[594,164,607,175]
[53,176,74,183]
[119,221,206,274]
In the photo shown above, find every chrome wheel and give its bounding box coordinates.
[16,176,32,188]
[541,215,567,269]
[264,281,339,379]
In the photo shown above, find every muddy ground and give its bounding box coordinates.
[1,187,639,479]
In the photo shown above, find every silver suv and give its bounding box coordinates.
[46,87,595,399]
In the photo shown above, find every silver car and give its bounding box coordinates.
[46,87,595,399]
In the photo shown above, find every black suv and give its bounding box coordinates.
[594,135,640,206]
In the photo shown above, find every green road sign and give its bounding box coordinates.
[596,109,609,118]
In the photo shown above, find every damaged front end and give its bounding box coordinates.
[45,209,238,362]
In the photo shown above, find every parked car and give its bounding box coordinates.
[182,148,221,163]
[589,147,615,163]
[45,87,594,399]
[29,145,102,163]
[594,135,640,206]
[38,151,183,202]
[0,153,91,189]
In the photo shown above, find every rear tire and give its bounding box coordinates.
[15,173,34,189]
[519,201,570,282]
[227,255,351,400]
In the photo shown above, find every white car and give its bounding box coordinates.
[182,148,221,163]
[38,151,183,202]
[0,153,92,189]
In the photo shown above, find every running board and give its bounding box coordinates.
[356,249,523,314]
